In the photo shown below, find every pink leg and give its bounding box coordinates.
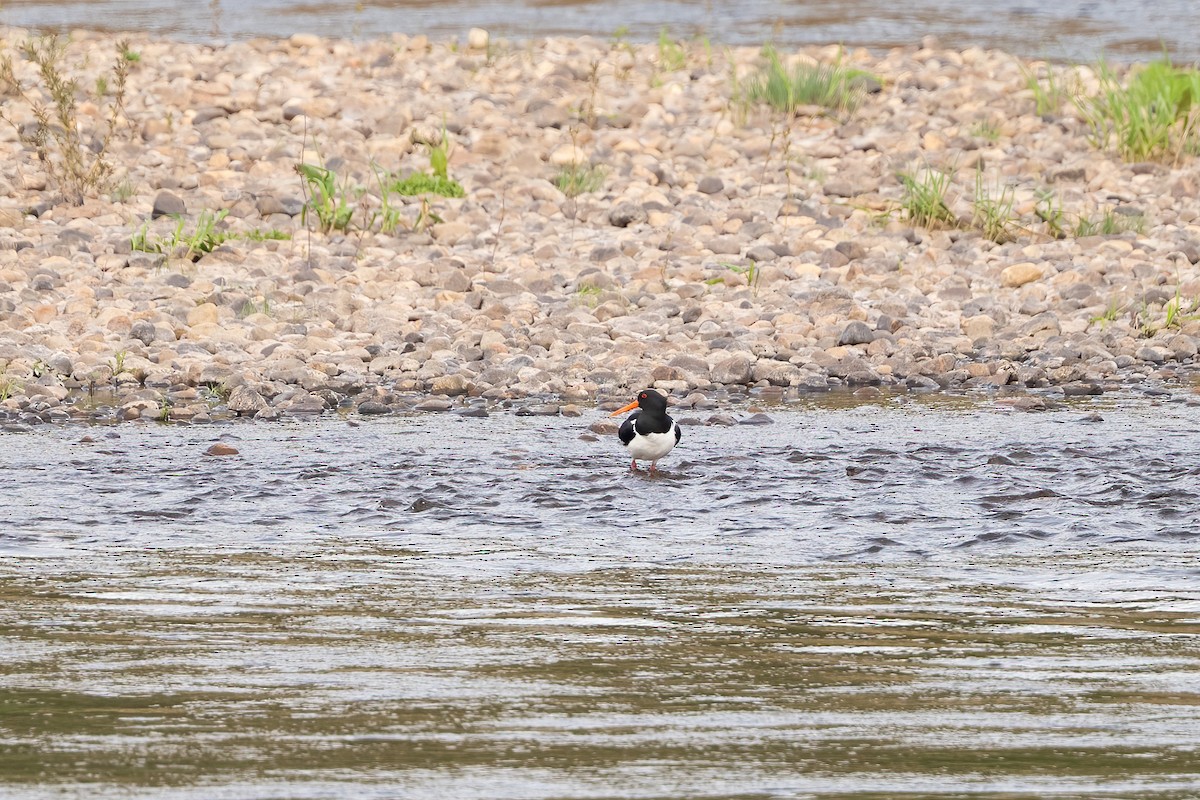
[649,461,658,475]
[630,459,639,471]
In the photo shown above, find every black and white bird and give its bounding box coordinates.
[609,389,681,474]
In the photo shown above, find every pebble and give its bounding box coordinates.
[0,29,1197,426]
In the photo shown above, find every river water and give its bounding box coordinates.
[1,0,1199,61]
[3,391,1200,798]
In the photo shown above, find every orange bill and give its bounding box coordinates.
[608,399,640,417]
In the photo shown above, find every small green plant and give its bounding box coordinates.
[1077,57,1200,163]
[369,162,405,234]
[295,162,357,232]
[611,26,632,51]
[1073,207,1145,236]
[388,171,464,198]
[657,29,687,72]
[178,209,230,260]
[111,178,136,203]
[241,227,290,242]
[1022,62,1079,116]
[1089,297,1122,328]
[390,125,465,199]
[130,210,232,262]
[0,35,134,204]
[969,119,1001,142]
[1163,288,1200,329]
[110,350,128,377]
[574,284,603,306]
[1035,188,1067,239]
[971,168,1018,243]
[427,124,451,180]
[720,260,762,295]
[695,34,714,69]
[577,58,602,126]
[897,166,957,228]
[239,298,271,318]
[1131,300,1157,338]
[554,163,607,197]
[208,381,232,403]
[157,396,172,423]
[413,197,443,231]
[130,222,151,253]
[0,373,19,402]
[741,45,871,115]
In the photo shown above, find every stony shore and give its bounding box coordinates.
[1,27,1199,424]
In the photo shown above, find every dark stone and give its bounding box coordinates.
[697,176,724,194]
[1050,166,1086,182]
[820,249,850,269]
[515,404,560,416]
[589,245,621,262]
[838,321,875,346]
[1061,382,1104,396]
[191,107,228,124]
[129,321,158,346]
[608,202,647,228]
[151,191,186,219]
[356,401,393,415]
[835,240,867,260]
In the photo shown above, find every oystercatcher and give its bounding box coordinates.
[609,389,681,473]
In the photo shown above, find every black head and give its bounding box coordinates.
[634,388,668,414]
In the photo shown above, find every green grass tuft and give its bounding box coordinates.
[741,45,871,115]
[971,168,1018,243]
[897,167,957,228]
[130,210,245,262]
[1077,57,1200,163]
[295,162,357,232]
[388,172,464,198]
[554,163,607,198]
[1073,207,1145,237]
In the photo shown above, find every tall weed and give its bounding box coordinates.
[0,35,134,203]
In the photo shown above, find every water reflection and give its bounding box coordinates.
[3,550,1200,798]
[2,396,1200,797]
[1,0,1199,61]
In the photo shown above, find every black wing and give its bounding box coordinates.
[618,412,639,446]
[673,422,681,445]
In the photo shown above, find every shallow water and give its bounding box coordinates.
[1,0,1198,61]
[3,393,1200,798]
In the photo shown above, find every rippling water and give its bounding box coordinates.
[3,393,1200,798]
[1,0,1198,61]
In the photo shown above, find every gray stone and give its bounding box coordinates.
[704,236,743,255]
[711,354,754,385]
[415,398,454,412]
[356,401,392,415]
[838,321,875,346]
[834,241,867,260]
[151,191,186,219]
[608,202,647,227]
[697,176,724,194]
[227,385,268,415]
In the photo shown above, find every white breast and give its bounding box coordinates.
[626,428,677,461]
